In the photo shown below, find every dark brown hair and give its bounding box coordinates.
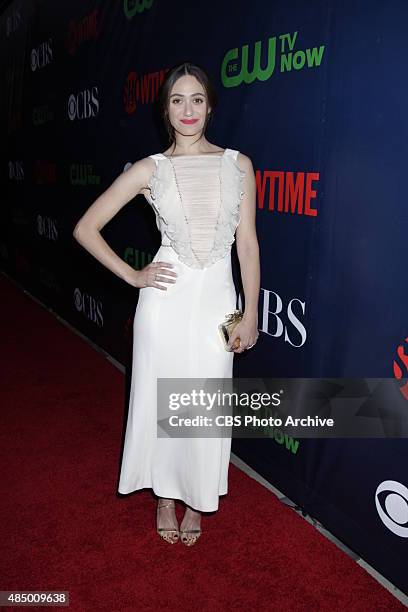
[157,61,218,149]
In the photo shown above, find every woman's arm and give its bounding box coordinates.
[72,157,154,287]
[228,153,260,352]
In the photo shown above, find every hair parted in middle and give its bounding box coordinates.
[156,61,218,149]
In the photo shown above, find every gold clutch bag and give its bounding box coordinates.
[218,310,243,351]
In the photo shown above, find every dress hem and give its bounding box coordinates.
[117,483,228,512]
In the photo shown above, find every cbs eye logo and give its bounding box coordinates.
[375,480,408,537]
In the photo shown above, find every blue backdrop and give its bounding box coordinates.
[2,0,407,595]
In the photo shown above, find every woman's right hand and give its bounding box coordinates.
[130,261,178,290]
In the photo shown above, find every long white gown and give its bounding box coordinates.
[118,148,246,511]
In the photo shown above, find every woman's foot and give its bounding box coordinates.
[180,506,202,546]
[156,498,179,544]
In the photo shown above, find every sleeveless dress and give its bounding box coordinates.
[118,148,246,511]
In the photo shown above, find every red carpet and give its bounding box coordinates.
[0,272,405,611]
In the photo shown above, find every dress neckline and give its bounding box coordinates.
[158,148,229,160]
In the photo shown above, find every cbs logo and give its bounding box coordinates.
[375,480,408,537]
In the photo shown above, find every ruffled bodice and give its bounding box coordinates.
[144,148,246,269]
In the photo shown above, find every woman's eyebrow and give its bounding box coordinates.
[169,93,205,97]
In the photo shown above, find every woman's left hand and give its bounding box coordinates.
[227,317,259,353]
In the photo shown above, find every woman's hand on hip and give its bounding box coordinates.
[129,261,178,290]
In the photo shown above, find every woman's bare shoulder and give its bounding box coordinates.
[236,151,254,174]
[132,154,157,170]
[126,155,157,196]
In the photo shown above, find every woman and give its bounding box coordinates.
[73,62,260,546]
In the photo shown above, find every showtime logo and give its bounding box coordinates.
[260,288,306,348]
[124,70,166,114]
[33,161,57,184]
[67,10,99,55]
[68,87,99,120]
[15,250,30,275]
[31,38,53,71]
[257,170,319,216]
[8,108,23,132]
[37,215,58,241]
[375,480,408,538]
[393,336,408,400]
[74,288,103,327]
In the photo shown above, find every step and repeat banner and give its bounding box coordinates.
[2,0,407,595]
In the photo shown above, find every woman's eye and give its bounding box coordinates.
[172,98,204,104]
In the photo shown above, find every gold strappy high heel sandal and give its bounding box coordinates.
[180,506,202,546]
[180,526,201,546]
[156,500,179,544]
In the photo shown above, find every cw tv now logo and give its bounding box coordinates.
[124,0,153,19]
[68,87,99,120]
[74,288,103,327]
[375,480,408,538]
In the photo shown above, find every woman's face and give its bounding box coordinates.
[167,75,209,136]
